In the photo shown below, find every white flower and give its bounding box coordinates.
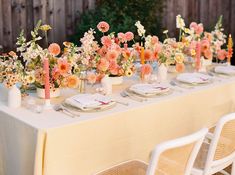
[163,30,168,34]
[144,35,152,49]
[135,21,146,37]
[176,15,185,29]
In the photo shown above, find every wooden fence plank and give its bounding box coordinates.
[231,0,235,40]
[0,0,3,47]
[0,0,235,51]
[53,0,66,44]
[26,0,34,39]
[2,0,13,50]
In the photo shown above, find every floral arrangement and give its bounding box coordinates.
[0,51,24,88]
[0,16,233,92]
[15,21,80,90]
[175,15,228,62]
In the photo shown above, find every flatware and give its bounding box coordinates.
[54,104,79,118]
[120,91,146,102]
[114,100,129,106]
[170,81,194,89]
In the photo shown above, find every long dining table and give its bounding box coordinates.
[1,70,235,175]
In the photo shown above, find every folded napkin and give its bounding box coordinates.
[65,93,112,110]
[176,73,211,84]
[130,83,169,95]
[214,66,235,75]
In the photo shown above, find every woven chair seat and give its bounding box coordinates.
[96,160,147,175]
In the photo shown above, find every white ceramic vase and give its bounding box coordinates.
[36,88,60,98]
[101,75,112,95]
[157,64,168,82]
[199,57,212,72]
[109,76,123,85]
[8,84,21,108]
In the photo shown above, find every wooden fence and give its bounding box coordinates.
[0,0,234,51]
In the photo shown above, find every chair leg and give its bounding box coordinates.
[231,162,235,175]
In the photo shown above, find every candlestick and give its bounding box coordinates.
[227,34,233,65]
[43,58,52,109]
[124,43,128,50]
[195,40,201,71]
[141,47,145,64]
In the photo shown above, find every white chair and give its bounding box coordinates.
[94,128,208,175]
[192,113,235,175]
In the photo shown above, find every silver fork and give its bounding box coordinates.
[54,104,80,118]
[170,81,194,89]
[120,91,146,102]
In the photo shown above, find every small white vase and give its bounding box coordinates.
[101,75,112,95]
[199,57,212,72]
[158,64,168,82]
[109,76,123,85]
[8,84,21,108]
[36,88,60,98]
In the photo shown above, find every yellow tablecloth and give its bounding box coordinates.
[1,76,235,175]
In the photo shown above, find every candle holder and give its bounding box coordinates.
[43,99,53,110]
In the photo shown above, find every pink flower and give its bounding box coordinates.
[109,61,119,75]
[125,32,134,41]
[97,21,110,33]
[151,36,159,45]
[52,67,60,80]
[106,50,119,61]
[141,64,153,76]
[190,22,198,31]
[98,58,109,72]
[217,49,227,60]
[195,24,204,35]
[190,22,204,35]
[87,72,97,84]
[101,36,112,48]
[118,32,126,43]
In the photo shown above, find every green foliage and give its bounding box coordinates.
[71,0,164,45]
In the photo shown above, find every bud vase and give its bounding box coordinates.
[101,75,112,95]
[8,84,21,108]
[157,64,168,82]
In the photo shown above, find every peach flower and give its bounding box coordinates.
[97,21,110,33]
[125,32,134,41]
[101,36,112,48]
[118,32,126,43]
[109,61,119,75]
[201,39,210,52]
[141,64,153,76]
[175,63,185,73]
[204,32,212,42]
[98,46,108,57]
[144,49,153,61]
[98,58,109,72]
[87,72,97,84]
[57,59,70,75]
[204,49,213,60]
[67,75,80,88]
[106,50,119,61]
[48,43,61,56]
[217,49,227,61]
